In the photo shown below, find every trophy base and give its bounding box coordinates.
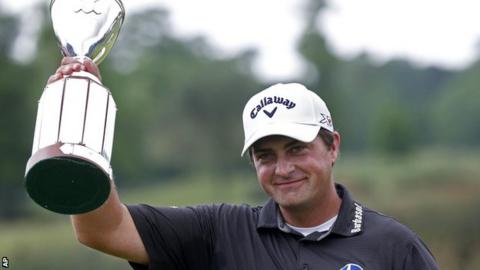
[25,144,111,215]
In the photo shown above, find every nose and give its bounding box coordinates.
[275,157,294,178]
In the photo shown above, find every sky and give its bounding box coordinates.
[2,0,480,80]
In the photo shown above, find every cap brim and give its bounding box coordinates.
[241,122,321,156]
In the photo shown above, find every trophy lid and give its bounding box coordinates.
[50,0,125,65]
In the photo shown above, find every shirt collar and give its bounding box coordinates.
[256,197,281,230]
[331,183,364,237]
[257,183,364,238]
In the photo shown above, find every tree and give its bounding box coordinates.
[431,61,480,147]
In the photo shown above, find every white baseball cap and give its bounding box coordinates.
[241,83,334,156]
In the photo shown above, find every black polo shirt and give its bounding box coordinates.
[127,184,439,270]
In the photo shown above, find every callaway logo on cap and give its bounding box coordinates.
[241,83,333,155]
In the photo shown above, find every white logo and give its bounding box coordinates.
[351,202,363,234]
[2,257,9,268]
[340,263,364,270]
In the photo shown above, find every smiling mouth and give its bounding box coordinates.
[74,9,102,15]
[275,178,306,186]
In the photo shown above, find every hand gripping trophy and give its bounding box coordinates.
[25,0,125,214]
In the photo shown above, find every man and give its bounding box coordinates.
[51,57,439,270]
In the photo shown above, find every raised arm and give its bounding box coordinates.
[71,181,148,264]
[49,57,149,265]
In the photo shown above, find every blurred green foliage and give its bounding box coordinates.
[0,0,479,269]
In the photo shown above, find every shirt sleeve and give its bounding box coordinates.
[126,204,216,270]
[401,237,440,270]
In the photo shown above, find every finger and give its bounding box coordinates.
[72,63,85,72]
[47,72,63,84]
[83,60,101,80]
[61,56,81,65]
[57,65,74,75]
[57,63,84,76]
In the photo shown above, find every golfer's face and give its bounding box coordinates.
[252,136,337,210]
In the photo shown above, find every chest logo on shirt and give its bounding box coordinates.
[340,263,364,270]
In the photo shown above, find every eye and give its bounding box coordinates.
[289,144,307,154]
[255,152,274,163]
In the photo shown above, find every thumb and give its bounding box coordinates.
[83,59,102,80]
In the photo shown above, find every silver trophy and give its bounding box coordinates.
[25,0,125,214]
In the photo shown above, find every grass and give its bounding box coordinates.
[0,220,127,270]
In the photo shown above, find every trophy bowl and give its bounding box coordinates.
[50,0,125,64]
[25,0,125,214]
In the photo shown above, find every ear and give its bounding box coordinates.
[330,131,341,166]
